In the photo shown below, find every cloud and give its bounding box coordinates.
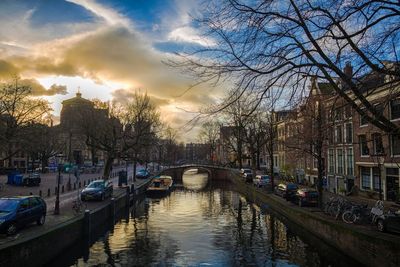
[19,78,68,96]
[0,60,19,78]
[111,88,170,107]
[66,0,131,28]
[167,26,215,47]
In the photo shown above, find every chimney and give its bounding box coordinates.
[344,61,353,78]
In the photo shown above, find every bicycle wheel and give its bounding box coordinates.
[342,211,356,224]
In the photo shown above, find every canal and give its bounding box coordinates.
[48,170,361,266]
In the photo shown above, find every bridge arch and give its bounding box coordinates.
[159,165,232,183]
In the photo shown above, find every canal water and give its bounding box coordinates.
[55,170,360,266]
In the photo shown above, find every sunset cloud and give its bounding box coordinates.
[0,0,224,141]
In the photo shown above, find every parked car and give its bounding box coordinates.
[0,196,47,235]
[253,175,271,188]
[81,180,113,201]
[136,169,150,179]
[376,210,400,233]
[240,168,253,183]
[293,188,319,207]
[274,183,298,200]
[23,172,41,186]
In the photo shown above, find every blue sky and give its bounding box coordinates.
[0,0,220,141]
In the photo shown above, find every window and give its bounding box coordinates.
[335,107,342,121]
[359,135,369,156]
[345,123,353,144]
[375,104,384,117]
[360,109,368,126]
[372,167,381,192]
[346,148,354,175]
[336,125,343,144]
[390,98,400,120]
[328,149,334,173]
[337,149,343,174]
[391,134,400,156]
[328,130,334,144]
[372,133,384,155]
[361,167,371,189]
[344,105,352,119]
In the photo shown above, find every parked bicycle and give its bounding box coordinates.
[324,197,352,220]
[341,203,370,224]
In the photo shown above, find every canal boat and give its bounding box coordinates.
[146,175,173,195]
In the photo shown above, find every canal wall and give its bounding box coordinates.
[231,172,400,267]
[0,185,146,267]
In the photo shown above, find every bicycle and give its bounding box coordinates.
[72,199,87,214]
[341,203,370,224]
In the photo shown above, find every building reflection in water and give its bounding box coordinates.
[69,171,357,267]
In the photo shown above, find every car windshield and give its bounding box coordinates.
[88,181,104,188]
[0,199,19,212]
[261,176,270,180]
[244,170,252,173]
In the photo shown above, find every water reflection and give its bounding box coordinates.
[182,168,209,191]
[64,174,359,266]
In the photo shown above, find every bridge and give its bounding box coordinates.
[159,165,235,182]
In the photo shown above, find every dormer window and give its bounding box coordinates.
[390,98,400,120]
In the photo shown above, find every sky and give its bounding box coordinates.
[0,0,222,142]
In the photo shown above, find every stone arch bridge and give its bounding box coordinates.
[159,165,234,182]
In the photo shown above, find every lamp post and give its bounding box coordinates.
[54,153,64,215]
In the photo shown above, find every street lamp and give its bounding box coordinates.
[54,153,64,215]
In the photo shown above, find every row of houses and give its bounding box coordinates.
[216,63,400,202]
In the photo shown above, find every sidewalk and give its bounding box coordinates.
[0,166,128,198]
[0,176,151,245]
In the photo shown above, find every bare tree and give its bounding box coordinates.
[171,0,400,135]
[22,123,65,173]
[121,91,162,180]
[198,120,220,164]
[0,77,51,167]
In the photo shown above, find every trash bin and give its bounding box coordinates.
[14,174,24,186]
[7,173,15,184]
[118,170,127,186]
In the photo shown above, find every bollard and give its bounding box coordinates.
[47,188,50,197]
[62,185,64,193]
[30,192,32,195]
[130,184,135,198]
[39,190,42,197]
[110,197,115,223]
[126,186,130,207]
[83,180,86,186]
[79,182,81,188]
[83,210,91,244]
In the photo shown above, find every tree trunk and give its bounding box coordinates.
[103,156,114,179]
[237,139,243,169]
[133,157,137,182]
[41,157,49,173]
[256,150,261,170]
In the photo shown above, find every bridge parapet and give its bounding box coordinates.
[160,165,233,182]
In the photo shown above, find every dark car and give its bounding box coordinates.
[274,183,299,200]
[0,196,47,235]
[81,180,113,201]
[136,169,150,179]
[376,210,400,234]
[293,188,319,207]
[23,172,41,186]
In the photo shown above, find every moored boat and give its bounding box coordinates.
[146,175,173,195]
